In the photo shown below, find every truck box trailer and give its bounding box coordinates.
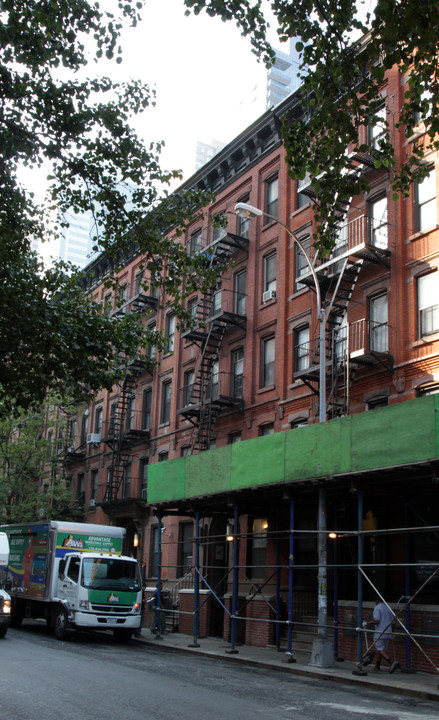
[0,521,142,642]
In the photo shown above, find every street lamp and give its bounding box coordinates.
[234,201,334,668]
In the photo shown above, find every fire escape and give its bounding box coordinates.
[101,278,157,507]
[295,148,393,417]
[177,222,249,452]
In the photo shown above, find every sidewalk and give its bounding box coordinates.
[133,629,439,702]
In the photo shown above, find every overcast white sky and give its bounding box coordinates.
[115,0,275,181]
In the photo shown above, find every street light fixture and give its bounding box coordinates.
[234,201,334,668]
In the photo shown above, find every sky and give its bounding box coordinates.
[34,0,281,264]
[113,0,274,182]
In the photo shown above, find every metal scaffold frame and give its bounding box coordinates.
[150,492,439,677]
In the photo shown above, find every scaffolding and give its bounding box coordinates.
[148,494,439,679]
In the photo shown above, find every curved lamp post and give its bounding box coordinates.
[234,202,334,668]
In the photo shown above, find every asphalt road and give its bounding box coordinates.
[1,624,438,720]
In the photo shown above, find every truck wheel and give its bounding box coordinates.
[113,629,132,643]
[0,627,7,638]
[53,607,68,641]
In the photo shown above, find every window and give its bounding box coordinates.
[69,418,77,449]
[67,557,80,584]
[146,321,156,360]
[264,251,277,294]
[158,451,169,462]
[237,198,250,238]
[415,167,437,232]
[234,269,246,315]
[140,458,148,500]
[104,292,112,316]
[135,272,144,295]
[183,369,195,406]
[142,388,152,430]
[80,413,89,444]
[127,396,135,430]
[90,469,98,501]
[295,236,311,291]
[123,463,131,498]
[150,526,159,577]
[367,396,388,411]
[108,403,117,435]
[181,446,192,457]
[188,297,198,326]
[209,359,219,401]
[118,284,127,313]
[77,474,84,507]
[297,172,311,209]
[178,522,194,576]
[369,103,387,149]
[295,326,310,372]
[94,407,103,435]
[369,195,388,248]
[369,293,388,352]
[232,347,244,397]
[229,432,242,444]
[261,336,275,387]
[189,229,202,255]
[166,313,175,353]
[259,423,274,436]
[161,380,172,424]
[213,215,227,243]
[417,272,439,337]
[247,518,268,579]
[265,174,278,220]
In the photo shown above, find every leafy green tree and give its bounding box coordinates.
[0,0,219,415]
[0,402,75,524]
[184,0,439,249]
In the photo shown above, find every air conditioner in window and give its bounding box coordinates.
[262,289,276,303]
[87,433,101,445]
[89,498,97,507]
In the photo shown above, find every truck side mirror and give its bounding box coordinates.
[58,559,66,578]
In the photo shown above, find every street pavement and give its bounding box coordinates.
[133,628,439,702]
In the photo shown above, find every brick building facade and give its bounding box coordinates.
[61,60,439,670]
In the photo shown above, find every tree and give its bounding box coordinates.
[0,0,220,416]
[184,0,439,249]
[0,401,75,524]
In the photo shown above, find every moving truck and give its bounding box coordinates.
[0,521,142,642]
[0,531,11,638]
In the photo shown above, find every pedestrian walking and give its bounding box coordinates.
[363,597,400,673]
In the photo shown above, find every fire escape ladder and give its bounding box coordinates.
[324,260,363,417]
[190,319,227,453]
[104,369,139,504]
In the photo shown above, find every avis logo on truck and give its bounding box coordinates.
[0,521,142,643]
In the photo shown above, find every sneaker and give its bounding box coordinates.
[389,661,400,674]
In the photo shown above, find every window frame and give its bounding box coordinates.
[417,271,439,338]
[261,335,275,388]
[414,166,437,233]
[161,380,172,425]
[265,174,279,220]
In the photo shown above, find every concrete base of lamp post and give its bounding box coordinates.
[309,638,336,668]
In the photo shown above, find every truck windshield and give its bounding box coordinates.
[81,558,141,592]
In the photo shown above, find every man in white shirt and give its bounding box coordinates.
[363,598,400,673]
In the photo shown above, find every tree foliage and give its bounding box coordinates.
[0,401,75,524]
[0,0,218,415]
[184,0,439,249]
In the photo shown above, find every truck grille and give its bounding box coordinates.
[91,604,132,614]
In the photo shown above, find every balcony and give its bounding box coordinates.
[299,214,390,288]
[187,219,249,263]
[101,410,150,449]
[294,319,392,384]
[64,439,86,463]
[177,371,244,418]
[112,277,158,318]
[182,289,246,344]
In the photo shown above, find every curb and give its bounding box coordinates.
[132,634,439,703]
